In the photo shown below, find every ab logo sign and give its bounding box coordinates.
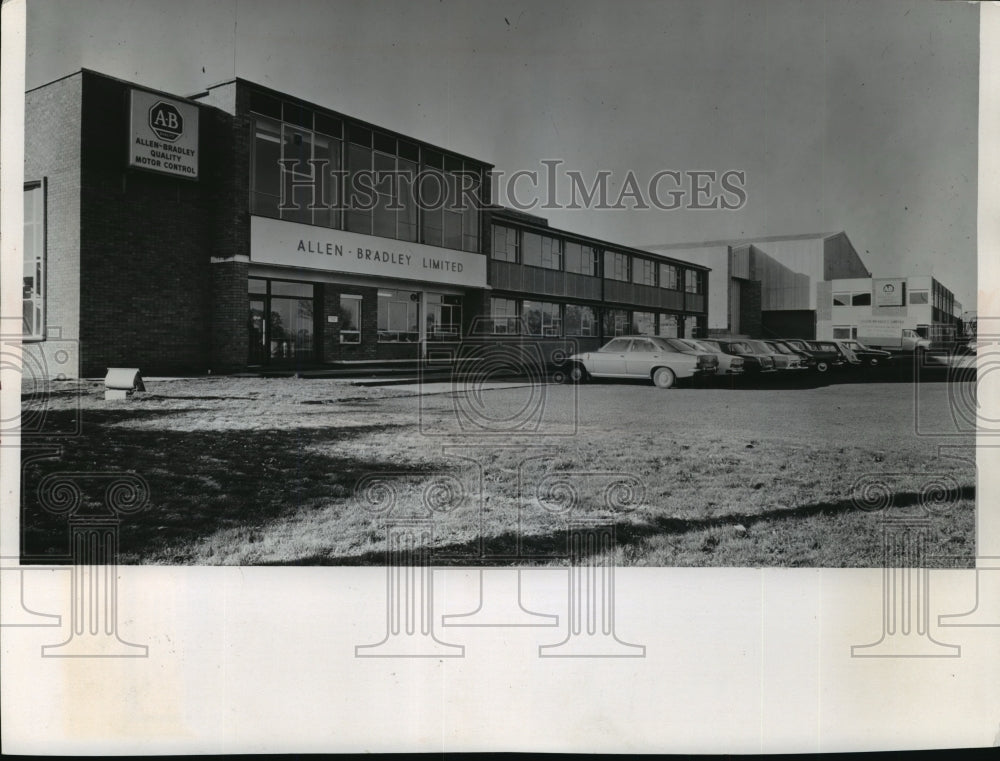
[129,89,199,179]
[149,101,183,142]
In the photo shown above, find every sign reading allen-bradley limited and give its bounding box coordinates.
[128,89,199,179]
[251,217,487,288]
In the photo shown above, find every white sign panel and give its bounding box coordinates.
[129,89,199,178]
[873,277,905,307]
[858,316,906,338]
[250,216,488,288]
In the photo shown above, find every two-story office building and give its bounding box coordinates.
[22,69,709,377]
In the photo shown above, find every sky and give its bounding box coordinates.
[26,0,980,311]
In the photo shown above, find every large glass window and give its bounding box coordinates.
[632,311,656,335]
[490,296,520,334]
[909,290,928,305]
[378,289,419,342]
[684,270,703,294]
[659,263,679,290]
[833,292,851,306]
[603,308,631,337]
[633,259,656,286]
[683,315,699,337]
[426,293,462,341]
[23,183,45,339]
[521,300,561,336]
[660,314,679,337]
[565,242,598,276]
[852,292,871,306]
[564,304,598,336]
[252,117,282,218]
[604,251,630,282]
[339,295,362,344]
[522,232,562,270]
[492,225,519,263]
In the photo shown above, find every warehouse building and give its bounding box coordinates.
[22,69,709,378]
[645,232,873,339]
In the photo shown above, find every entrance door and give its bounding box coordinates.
[247,278,316,367]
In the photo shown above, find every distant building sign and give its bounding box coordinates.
[873,278,905,307]
[858,316,906,338]
[128,89,199,179]
[250,216,487,288]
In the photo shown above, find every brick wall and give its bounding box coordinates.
[22,74,83,378]
[75,71,234,376]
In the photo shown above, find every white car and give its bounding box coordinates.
[567,336,719,389]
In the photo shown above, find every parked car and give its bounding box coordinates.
[567,336,719,388]
[700,339,776,374]
[775,338,844,373]
[750,340,805,371]
[675,338,745,376]
[838,339,892,367]
[763,340,815,370]
[809,340,861,368]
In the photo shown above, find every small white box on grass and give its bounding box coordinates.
[104,368,145,400]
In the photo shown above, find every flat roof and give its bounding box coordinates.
[643,231,844,251]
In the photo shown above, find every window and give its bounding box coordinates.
[564,304,598,336]
[630,338,658,353]
[377,289,419,342]
[632,311,656,335]
[659,263,679,290]
[632,258,656,286]
[660,314,679,337]
[833,292,850,306]
[604,251,630,282]
[426,293,462,341]
[601,338,632,353]
[492,225,519,263]
[346,132,373,234]
[909,290,928,305]
[421,154,482,253]
[490,297,520,334]
[522,232,562,270]
[23,183,45,339]
[683,315,699,337]
[564,242,598,276]
[684,270,703,294]
[852,292,871,306]
[252,117,282,218]
[832,325,857,339]
[339,295,362,343]
[521,301,561,336]
[603,308,631,337]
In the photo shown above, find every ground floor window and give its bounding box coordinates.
[23,183,45,339]
[427,293,462,341]
[603,309,631,337]
[565,304,598,337]
[490,297,520,334]
[522,300,561,336]
[832,325,857,339]
[660,314,679,337]
[378,289,420,342]
[339,295,362,343]
[632,311,656,335]
[248,278,316,364]
[683,315,698,338]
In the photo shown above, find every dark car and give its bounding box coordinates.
[808,340,862,369]
[774,338,843,373]
[838,339,893,367]
[700,339,776,374]
[764,339,816,370]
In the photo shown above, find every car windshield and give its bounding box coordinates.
[687,340,716,352]
[783,340,807,350]
[769,342,794,354]
[725,342,753,354]
[748,341,771,354]
[843,341,861,350]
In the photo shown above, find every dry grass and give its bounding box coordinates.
[20,373,976,567]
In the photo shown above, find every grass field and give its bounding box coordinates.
[19,371,976,567]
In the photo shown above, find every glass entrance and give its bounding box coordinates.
[248,278,316,366]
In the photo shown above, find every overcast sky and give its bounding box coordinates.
[27,0,980,311]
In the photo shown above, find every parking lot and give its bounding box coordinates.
[19,366,976,567]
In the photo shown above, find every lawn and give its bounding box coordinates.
[19,372,977,567]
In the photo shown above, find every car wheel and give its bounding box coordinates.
[815,360,830,373]
[652,367,676,389]
[568,362,588,384]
